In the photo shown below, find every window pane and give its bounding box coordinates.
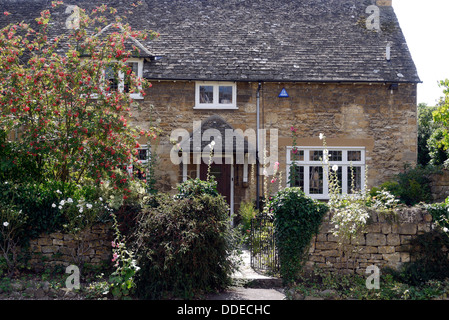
[348,151,362,162]
[329,166,343,194]
[290,165,304,189]
[199,86,214,103]
[329,150,342,161]
[348,166,362,193]
[137,148,148,161]
[309,166,323,194]
[219,86,233,104]
[309,150,323,161]
[105,66,119,91]
[290,148,304,161]
[124,62,139,93]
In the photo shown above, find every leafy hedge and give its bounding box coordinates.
[133,179,237,299]
[376,165,439,206]
[271,187,328,284]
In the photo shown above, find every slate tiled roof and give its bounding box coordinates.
[0,0,420,83]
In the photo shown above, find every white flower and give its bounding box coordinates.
[56,189,62,194]
[3,222,9,227]
[67,198,73,203]
[332,165,339,172]
[60,200,65,206]
[319,133,325,140]
[444,227,448,233]
[86,203,92,209]
[79,208,83,213]
[58,206,62,209]
[99,197,103,202]
[52,203,56,208]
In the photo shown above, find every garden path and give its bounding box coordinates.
[205,249,285,300]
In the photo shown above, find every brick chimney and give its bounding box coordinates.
[376,0,392,6]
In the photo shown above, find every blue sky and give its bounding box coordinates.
[393,0,449,105]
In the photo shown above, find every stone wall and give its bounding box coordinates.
[306,207,433,274]
[430,170,449,203]
[27,224,112,271]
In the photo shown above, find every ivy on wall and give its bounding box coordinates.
[271,187,328,284]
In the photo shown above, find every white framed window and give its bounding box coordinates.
[103,58,144,100]
[194,81,237,109]
[286,146,366,200]
[127,145,150,180]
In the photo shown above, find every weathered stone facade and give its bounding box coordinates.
[131,80,418,212]
[306,207,433,274]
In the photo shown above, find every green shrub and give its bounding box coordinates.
[175,177,219,199]
[133,179,237,299]
[386,230,449,286]
[379,165,438,206]
[237,201,257,243]
[0,180,114,246]
[428,127,449,166]
[425,199,449,233]
[270,187,328,284]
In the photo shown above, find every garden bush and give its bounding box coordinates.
[378,164,439,206]
[236,201,257,244]
[133,179,237,299]
[270,187,328,284]
[385,230,449,286]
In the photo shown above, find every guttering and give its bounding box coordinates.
[256,82,262,210]
[143,77,422,84]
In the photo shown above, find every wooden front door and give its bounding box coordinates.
[200,161,231,205]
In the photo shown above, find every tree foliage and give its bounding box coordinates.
[431,79,449,165]
[0,2,159,191]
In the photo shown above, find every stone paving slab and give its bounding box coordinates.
[205,249,286,300]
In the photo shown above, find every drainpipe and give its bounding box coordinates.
[256,82,261,210]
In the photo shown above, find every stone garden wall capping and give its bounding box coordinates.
[306,206,436,274]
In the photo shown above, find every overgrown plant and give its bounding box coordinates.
[133,140,236,299]
[271,187,328,284]
[319,133,399,255]
[425,198,449,237]
[0,202,27,276]
[108,211,140,300]
[134,183,236,299]
[237,201,257,244]
[56,196,107,269]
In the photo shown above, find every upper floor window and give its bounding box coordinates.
[194,81,237,109]
[286,146,366,200]
[103,58,144,100]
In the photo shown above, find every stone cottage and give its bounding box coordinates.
[1,0,420,218]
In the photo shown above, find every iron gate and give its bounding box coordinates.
[250,214,280,274]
